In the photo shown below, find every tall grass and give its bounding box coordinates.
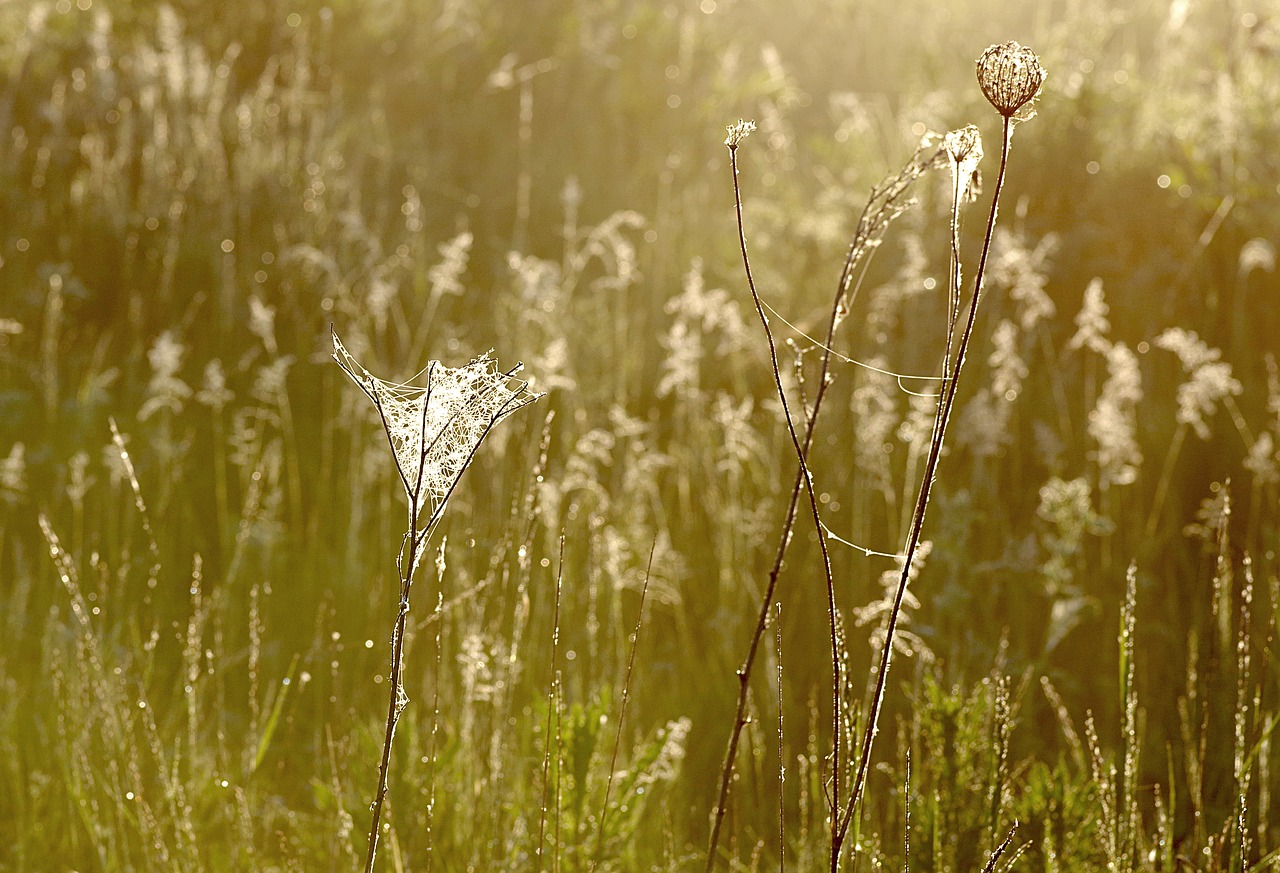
[0,1,1277,870]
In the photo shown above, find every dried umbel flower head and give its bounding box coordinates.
[976,42,1046,117]
[944,124,984,201]
[724,118,756,149]
[944,124,983,165]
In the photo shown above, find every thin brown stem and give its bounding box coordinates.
[837,114,1015,854]
[721,141,841,869]
[706,140,942,872]
[363,503,420,873]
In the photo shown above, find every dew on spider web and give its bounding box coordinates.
[333,331,539,524]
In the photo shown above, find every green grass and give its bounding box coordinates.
[0,1,1278,870]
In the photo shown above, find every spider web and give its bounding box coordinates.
[333,332,539,525]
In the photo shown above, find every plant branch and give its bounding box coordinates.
[837,114,1015,851]
[706,137,942,872]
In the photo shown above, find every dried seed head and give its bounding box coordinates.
[944,125,984,202]
[944,124,983,167]
[724,118,756,149]
[976,42,1046,117]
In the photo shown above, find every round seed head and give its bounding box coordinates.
[976,42,1046,117]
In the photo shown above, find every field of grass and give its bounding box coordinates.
[0,1,1277,870]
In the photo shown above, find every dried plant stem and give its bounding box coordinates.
[706,138,941,872]
[719,139,841,869]
[837,114,1016,855]
[777,604,786,873]
[355,378,531,873]
[363,485,425,872]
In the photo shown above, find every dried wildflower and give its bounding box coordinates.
[944,124,984,202]
[723,118,756,149]
[976,41,1046,117]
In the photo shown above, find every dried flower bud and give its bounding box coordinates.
[976,42,1045,117]
[724,118,756,149]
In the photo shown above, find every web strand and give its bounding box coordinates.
[821,522,908,560]
[760,297,948,398]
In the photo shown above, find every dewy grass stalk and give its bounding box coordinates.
[590,538,655,872]
[332,330,538,873]
[536,535,565,873]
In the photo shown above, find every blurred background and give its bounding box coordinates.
[0,0,1277,869]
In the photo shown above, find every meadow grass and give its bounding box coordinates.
[0,1,1278,870]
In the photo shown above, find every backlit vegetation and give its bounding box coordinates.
[0,1,1277,870]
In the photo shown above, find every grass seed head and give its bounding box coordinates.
[976,42,1046,117]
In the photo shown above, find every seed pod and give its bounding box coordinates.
[976,42,1046,117]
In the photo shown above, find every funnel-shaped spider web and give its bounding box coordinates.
[333,330,540,529]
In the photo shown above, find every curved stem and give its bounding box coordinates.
[837,114,1014,854]
[707,142,840,872]
[706,140,943,872]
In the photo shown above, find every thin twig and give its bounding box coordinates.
[838,114,1015,850]
[725,138,841,868]
[706,137,943,872]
